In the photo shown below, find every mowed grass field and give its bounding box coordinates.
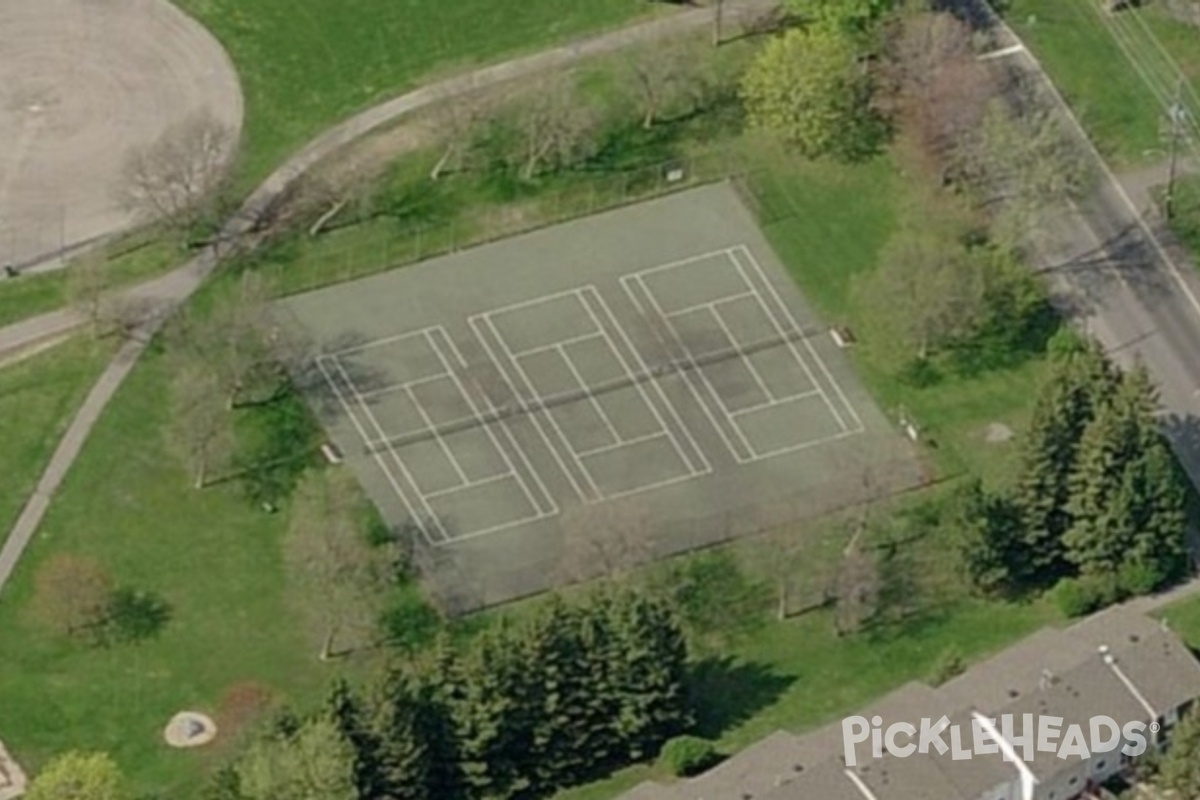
[1008,0,1200,165]
[0,340,115,544]
[173,0,649,183]
[0,136,1067,797]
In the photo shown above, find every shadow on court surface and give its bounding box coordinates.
[277,183,926,614]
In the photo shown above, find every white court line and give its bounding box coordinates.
[710,304,775,405]
[426,328,559,524]
[324,326,437,360]
[733,246,865,433]
[487,313,604,501]
[357,371,454,401]
[629,246,749,279]
[317,355,446,546]
[422,472,510,500]
[579,285,711,488]
[576,432,665,458]
[556,342,622,447]
[404,383,469,487]
[626,271,759,461]
[589,289,712,477]
[468,314,591,502]
[334,358,451,542]
[663,290,758,320]
[729,388,823,418]
[727,249,847,433]
[510,331,603,358]
[620,273,751,463]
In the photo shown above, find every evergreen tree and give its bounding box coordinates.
[1158,705,1200,797]
[1013,342,1116,584]
[956,481,1025,596]
[607,591,692,762]
[367,669,462,800]
[326,679,378,799]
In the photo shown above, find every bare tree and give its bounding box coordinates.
[285,469,391,660]
[833,538,879,636]
[879,11,999,182]
[167,357,234,489]
[626,39,713,130]
[556,499,655,583]
[428,89,501,180]
[509,75,601,180]
[117,108,235,239]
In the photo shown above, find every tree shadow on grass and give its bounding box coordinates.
[688,655,795,740]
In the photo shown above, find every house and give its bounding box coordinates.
[620,605,1200,800]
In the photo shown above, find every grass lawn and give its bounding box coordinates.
[1167,174,1200,261]
[1007,0,1200,166]
[1159,591,1200,649]
[173,0,651,185]
[0,238,180,329]
[0,339,115,543]
[0,349,356,797]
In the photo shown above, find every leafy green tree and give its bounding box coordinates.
[740,25,879,159]
[786,0,895,36]
[237,717,357,800]
[1158,705,1200,797]
[856,220,986,361]
[26,752,125,800]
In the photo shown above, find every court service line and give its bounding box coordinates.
[626,271,758,460]
[468,314,591,503]
[619,273,750,463]
[589,288,712,477]
[728,247,850,434]
[332,357,450,543]
[709,303,776,405]
[315,356,443,546]
[733,245,866,433]
[427,327,559,522]
[487,313,604,500]
[580,286,711,481]
[556,342,622,446]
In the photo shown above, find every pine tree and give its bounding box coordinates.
[956,481,1025,596]
[367,669,462,800]
[326,679,378,799]
[607,591,692,762]
[1013,342,1117,585]
[1158,705,1200,797]
[1063,398,1135,575]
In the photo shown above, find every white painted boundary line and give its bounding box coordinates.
[315,354,437,545]
[731,245,866,434]
[727,246,849,433]
[424,328,559,542]
[322,355,450,545]
[469,313,592,503]
[576,286,712,499]
[622,270,758,461]
[587,287,712,478]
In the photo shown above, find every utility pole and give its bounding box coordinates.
[1165,77,1186,221]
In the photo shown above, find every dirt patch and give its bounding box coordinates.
[213,681,278,741]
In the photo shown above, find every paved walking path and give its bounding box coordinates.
[0,0,774,595]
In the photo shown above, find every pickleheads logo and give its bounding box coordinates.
[841,713,1159,767]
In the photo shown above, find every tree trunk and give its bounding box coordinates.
[319,626,337,661]
[309,198,348,236]
[712,0,723,47]
[430,144,455,181]
[776,576,788,620]
[193,455,207,490]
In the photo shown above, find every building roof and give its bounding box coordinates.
[617,605,1200,800]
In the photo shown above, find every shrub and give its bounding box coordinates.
[1051,574,1123,618]
[103,588,171,643]
[1117,559,1163,598]
[928,646,967,686]
[659,735,720,777]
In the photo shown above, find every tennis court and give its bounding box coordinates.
[279,183,924,613]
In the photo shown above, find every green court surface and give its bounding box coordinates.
[278,184,926,613]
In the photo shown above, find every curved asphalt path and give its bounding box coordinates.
[0,0,776,595]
